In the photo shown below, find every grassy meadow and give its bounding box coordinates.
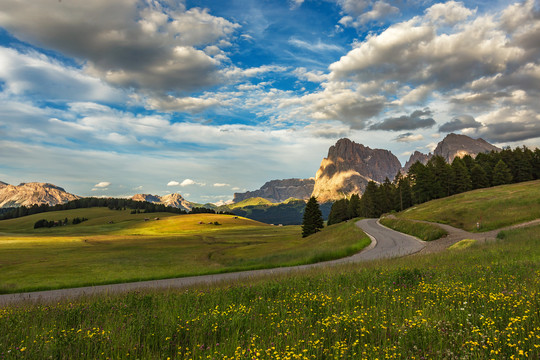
[379,217,448,241]
[396,180,540,231]
[0,209,369,293]
[1,223,539,359]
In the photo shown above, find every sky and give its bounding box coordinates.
[0,0,539,204]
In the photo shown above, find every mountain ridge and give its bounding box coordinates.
[0,182,79,208]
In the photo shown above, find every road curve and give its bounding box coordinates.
[0,219,424,306]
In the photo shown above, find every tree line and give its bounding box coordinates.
[34,217,88,229]
[0,197,192,221]
[0,196,238,221]
[328,146,540,224]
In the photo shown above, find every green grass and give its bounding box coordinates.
[397,180,540,231]
[227,197,274,208]
[1,223,539,359]
[379,217,448,241]
[448,239,477,250]
[0,211,369,293]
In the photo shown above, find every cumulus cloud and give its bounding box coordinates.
[425,1,475,25]
[94,181,111,188]
[329,4,525,91]
[0,0,240,95]
[439,115,482,133]
[180,179,205,187]
[394,133,424,142]
[213,183,229,187]
[358,1,399,25]
[0,47,123,102]
[369,110,435,131]
[468,108,540,143]
[167,180,180,186]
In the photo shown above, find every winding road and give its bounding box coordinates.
[0,219,427,306]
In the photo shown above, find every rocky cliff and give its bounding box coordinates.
[132,192,194,211]
[233,178,315,203]
[311,138,402,202]
[403,151,432,173]
[433,133,500,163]
[0,182,80,208]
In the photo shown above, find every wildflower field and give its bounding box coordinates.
[1,223,539,359]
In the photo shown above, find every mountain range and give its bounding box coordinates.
[0,133,503,209]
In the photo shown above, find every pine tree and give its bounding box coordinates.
[302,197,324,237]
[451,157,472,194]
[471,164,489,189]
[347,194,360,219]
[492,159,513,186]
[327,198,349,225]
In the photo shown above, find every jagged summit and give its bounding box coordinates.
[403,151,432,173]
[403,133,501,171]
[434,133,500,162]
[0,182,79,208]
[311,138,402,202]
[132,192,194,211]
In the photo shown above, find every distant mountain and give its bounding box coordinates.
[403,151,432,173]
[0,182,79,208]
[132,193,195,211]
[402,133,501,172]
[311,138,402,202]
[433,133,500,163]
[233,178,315,203]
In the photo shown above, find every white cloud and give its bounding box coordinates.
[0,47,124,102]
[425,1,475,25]
[167,181,180,186]
[180,179,205,187]
[394,133,424,142]
[213,183,229,187]
[358,1,399,25]
[0,0,240,95]
[94,181,111,188]
[288,38,343,52]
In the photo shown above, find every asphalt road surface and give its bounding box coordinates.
[0,219,425,306]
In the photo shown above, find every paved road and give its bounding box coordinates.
[0,219,425,306]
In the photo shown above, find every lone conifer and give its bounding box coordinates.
[302,196,324,237]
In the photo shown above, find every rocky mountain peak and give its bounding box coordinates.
[0,182,79,208]
[434,133,500,162]
[403,151,432,173]
[132,192,192,211]
[132,194,162,203]
[311,138,402,202]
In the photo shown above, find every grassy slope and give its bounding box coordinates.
[0,210,369,293]
[1,223,539,359]
[396,180,540,231]
[379,217,447,241]
[227,197,274,209]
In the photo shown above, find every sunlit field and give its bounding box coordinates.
[0,210,369,293]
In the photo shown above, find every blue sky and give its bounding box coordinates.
[0,0,539,203]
